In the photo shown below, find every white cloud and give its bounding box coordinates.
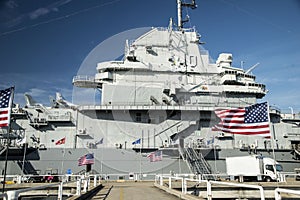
[6,0,18,9]
[3,0,73,28]
[29,8,50,20]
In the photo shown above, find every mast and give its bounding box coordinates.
[177,0,197,30]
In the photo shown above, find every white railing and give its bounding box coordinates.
[275,188,300,200]
[1,174,102,200]
[155,175,266,200]
[72,75,95,82]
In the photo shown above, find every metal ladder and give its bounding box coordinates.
[185,147,216,180]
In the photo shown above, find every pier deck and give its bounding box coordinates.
[92,181,180,200]
[2,178,300,200]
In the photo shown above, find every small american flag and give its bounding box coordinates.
[0,87,14,128]
[213,102,271,137]
[55,137,66,145]
[78,153,94,166]
[147,151,162,162]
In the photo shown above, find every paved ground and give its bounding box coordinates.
[92,181,180,200]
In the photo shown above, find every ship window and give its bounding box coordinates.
[136,113,141,122]
[190,56,197,67]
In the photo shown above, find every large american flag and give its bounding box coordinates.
[213,102,271,137]
[147,150,162,162]
[78,153,94,166]
[0,87,13,128]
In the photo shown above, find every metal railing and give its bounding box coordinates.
[155,174,266,200]
[275,188,300,200]
[0,174,102,200]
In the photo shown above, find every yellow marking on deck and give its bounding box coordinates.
[119,187,123,200]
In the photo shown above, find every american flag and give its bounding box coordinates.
[213,102,271,137]
[78,153,94,166]
[0,87,13,128]
[55,137,66,145]
[147,151,162,162]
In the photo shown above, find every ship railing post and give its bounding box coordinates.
[6,190,18,200]
[83,178,88,192]
[76,177,82,196]
[17,175,21,184]
[87,176,90,188]
[183,178,187,194]
[169,177,172,189]
[57,182,63,200]
[160,175,163,186]
[94,175,97,187]
[207,181,212,200]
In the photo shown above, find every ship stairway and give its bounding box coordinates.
[0,146,7,156]
[155,120,194,143]
[294,149,300,159]
[155,120,182,137]
[17,160,39,175]
[185,147,216,180]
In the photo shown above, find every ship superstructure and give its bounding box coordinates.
[72,0,267,149]
[1,0,299,178]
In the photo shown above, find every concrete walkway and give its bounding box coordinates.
[92,181,180,200]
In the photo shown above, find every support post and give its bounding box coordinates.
[76,178,82,196]
[58,182,63,200]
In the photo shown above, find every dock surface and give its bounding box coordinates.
[92,181,180,200]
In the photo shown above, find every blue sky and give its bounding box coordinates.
[0,0,299,113]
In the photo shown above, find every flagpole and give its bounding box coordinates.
[21,142,27,177]
[2,87,14,193]
[139,140,142,181]
[267,102,278,180]
[61,147,65,174]
[101,143,103,175]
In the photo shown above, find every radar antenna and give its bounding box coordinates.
[245,62,260,74]
[177,0,197,30]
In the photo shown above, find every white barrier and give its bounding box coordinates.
[208,180,265,200]
[275,188,300,200]
[155,175,266,200]
[1,174,102,200]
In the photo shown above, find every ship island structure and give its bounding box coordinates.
[1,0,300,179]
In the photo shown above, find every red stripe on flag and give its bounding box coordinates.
[212,102,271,137]
[0,111,8,115]
[0,117,8,121]
[0,123,8,127]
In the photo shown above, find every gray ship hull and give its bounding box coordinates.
[1,146,298,178]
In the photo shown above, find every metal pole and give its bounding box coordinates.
[21,143,27,177]
[2,87,14,193]
[267,102,278,181]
